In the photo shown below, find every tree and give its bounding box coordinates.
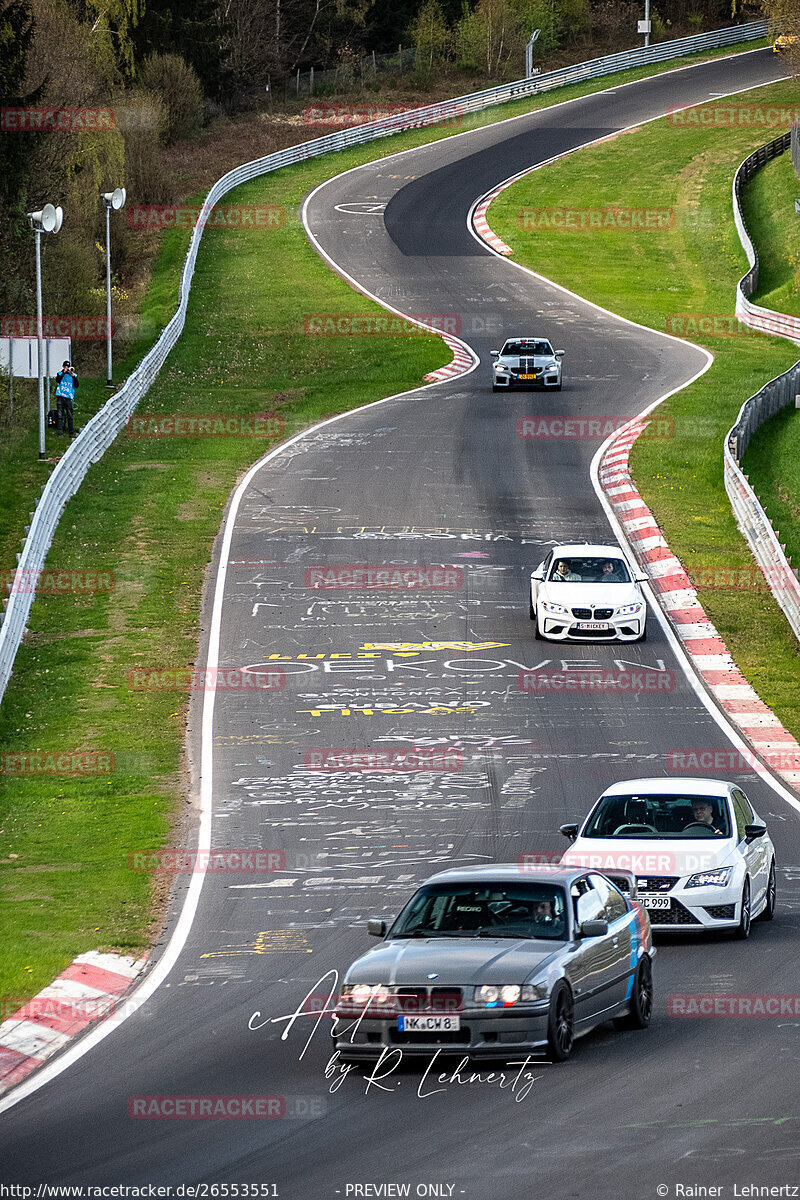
[761,0,800,74]
[408,0,451,71]
[0,0,43,313]
[456,0,521,75]
[132,0,226,97]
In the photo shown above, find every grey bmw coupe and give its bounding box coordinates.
[334,864,655,1062]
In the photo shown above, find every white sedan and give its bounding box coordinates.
[530,543,648,642]
[491,337,564,391]
[559,777,776,938]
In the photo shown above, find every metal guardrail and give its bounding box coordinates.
[0,18,769,705]
[726,138,800,643]
[792,123,800,179]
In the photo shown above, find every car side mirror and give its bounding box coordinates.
[490,350,499,357]
[367,918,387,937]
[634,571,648,583]
[560,822,579,841]
[531,567,544,581]
[555,349,565,357]
[744,823,767,843]
[579,919,608,938]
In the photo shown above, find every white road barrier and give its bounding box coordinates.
[726,135,800,643]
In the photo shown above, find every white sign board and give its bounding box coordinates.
[0,337,72,379]
[637,19,652,32]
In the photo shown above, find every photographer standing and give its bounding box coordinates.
[54,360,78,437]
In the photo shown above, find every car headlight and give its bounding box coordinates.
[542,601,567,614]
[474,984,521,1007]
[685,867,733,889]
[344,983,391,1005]
[617,603,644,615]
[521,983,548,1001]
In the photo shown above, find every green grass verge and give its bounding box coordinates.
[0,35,774,1009]
[488,76,800,740]
[741,148,800,316]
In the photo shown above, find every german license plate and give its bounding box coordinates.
[576,621,610,631]
[639,895,670,910]
[398,1015,460,1032]
[518,373,538,380]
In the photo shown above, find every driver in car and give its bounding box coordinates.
[552,560,581,582]
[599,559,625,581]
[531,899,566,936]
[684,799,724,835]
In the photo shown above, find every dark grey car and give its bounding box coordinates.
[334,864,655,1062]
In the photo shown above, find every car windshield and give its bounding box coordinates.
[582,793,732,839]
[502,340,553,357]
[390,882,569,940]
[548,556,631,583]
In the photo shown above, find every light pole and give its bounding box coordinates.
[27,203,64,460]
[639,0,651,47]
[101,187,126,388]
[525,29,541,80]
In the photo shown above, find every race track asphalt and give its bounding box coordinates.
[3,46,798,1200]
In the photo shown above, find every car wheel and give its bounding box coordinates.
[735,878,752,939]
[492,385,500,393]
[614,955,653,1031]
[634,624,647,643]
[546,982,574,1061]
[759,861,776,921]
[529,597,536,620]
[553,383,562,391]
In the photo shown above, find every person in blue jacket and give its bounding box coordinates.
[54,360,78,436]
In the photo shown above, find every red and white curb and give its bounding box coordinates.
[472,192,513,256]
[600,422,800,793]
[0,950,148,1094]
[424,333,477,382]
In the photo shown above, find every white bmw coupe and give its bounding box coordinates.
[530,543,648,642]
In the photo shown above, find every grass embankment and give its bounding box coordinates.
[488,77,800,736]
[738,148,800,580]
[0,36,772,1008]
